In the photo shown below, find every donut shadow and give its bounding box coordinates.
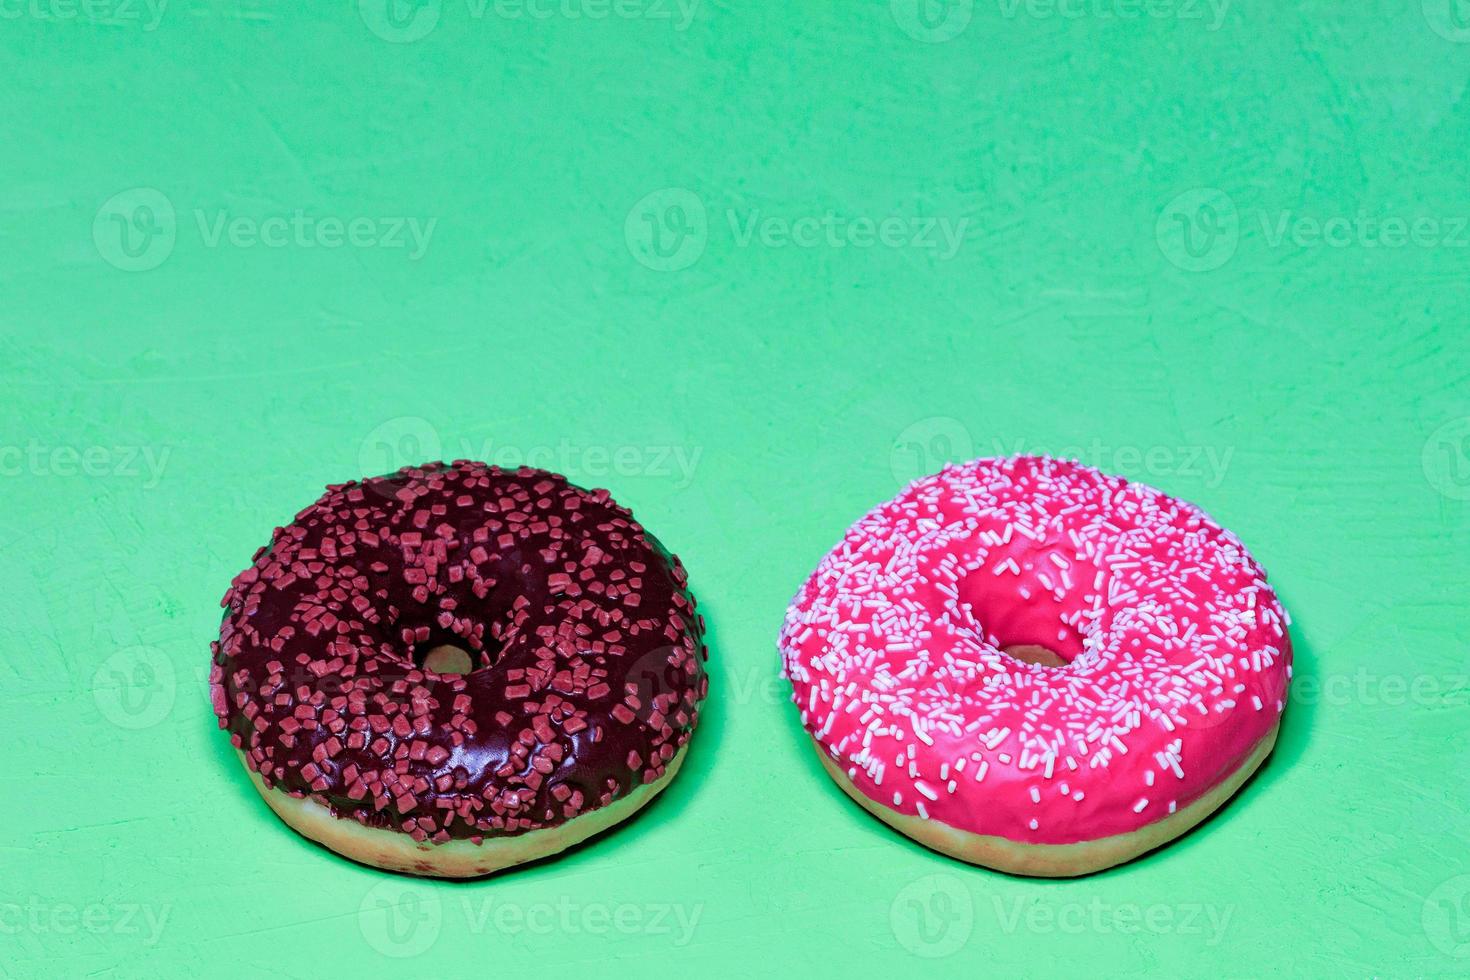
[202,708,271,811]
[200,604,727,884]
[1261,591,1316,773]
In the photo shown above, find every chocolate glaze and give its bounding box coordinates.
[210,461,708,843]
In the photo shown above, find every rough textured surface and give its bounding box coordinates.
[5,3,1469,976]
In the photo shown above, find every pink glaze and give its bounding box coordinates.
[779,456,1291,845]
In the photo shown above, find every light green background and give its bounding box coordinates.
[5,2,1469,976]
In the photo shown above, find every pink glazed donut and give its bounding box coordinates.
[779,456,1291,876]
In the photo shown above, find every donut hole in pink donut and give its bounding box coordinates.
[956,547,1104,669]
[999,643,1068,669]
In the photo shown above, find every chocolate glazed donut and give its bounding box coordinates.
[210,461,708,877]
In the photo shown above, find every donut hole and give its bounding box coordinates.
[419,644,476,675]
[413,633,506,675]
[405,621,507,675]
[1000,643,1068,669]
[955,548,1101,670]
